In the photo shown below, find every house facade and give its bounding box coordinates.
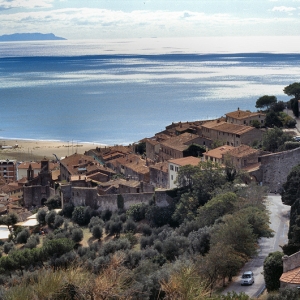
[168,156,201,189]
[225,109,265,126]
[201,121,263,147]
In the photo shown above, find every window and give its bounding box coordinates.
[170,165,174,171]
[175,166,178,172]
[171,175,173,180]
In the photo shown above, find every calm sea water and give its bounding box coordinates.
[1,37,300,145]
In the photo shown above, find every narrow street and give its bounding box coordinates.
[222,194,290,298]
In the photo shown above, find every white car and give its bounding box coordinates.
[241,271,254,286]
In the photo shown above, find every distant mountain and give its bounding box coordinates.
[0,33,67,42]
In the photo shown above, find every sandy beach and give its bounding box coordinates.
[0,139,103,162]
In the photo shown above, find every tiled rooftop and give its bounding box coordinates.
[161,132,199,151]
[226,144,260,158]
[226,109,265,120]
[280,267,300,284]
[168,156,201,167]
[204,146,235,159]
[211,123,255,135]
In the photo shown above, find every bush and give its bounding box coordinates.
[71,228,83,244]
[3,241,14,254]
[123,219,137,233]
[24,234,40,249]
[140,224,152,236]
[126,203,147,222]
[37,210,47,225]
[53,214,64,229]
[16,228,30,244]
[72,206,89,226]
[105,220,123,237]
[45,210,57,228]
[92,225,103,240]
[60,203,74,218]
[101,209,112,222]
[45,194,61,210]
[88,216,104,232]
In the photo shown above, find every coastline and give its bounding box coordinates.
[0,139,104,161]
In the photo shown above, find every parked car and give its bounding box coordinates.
[241,271,254,286]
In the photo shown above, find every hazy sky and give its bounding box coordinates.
[1,0,300,40]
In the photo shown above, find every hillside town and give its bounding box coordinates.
[1,105,300,298]
[0,107,299,219]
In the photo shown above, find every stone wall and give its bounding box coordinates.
[282,251,300,273]
[259,147,300,192]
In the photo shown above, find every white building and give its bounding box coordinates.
[168,156,201,189]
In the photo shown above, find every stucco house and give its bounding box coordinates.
[225,108,265,126]
[168,156,201,189]
[202,146,235,164]
[201,120,263,147]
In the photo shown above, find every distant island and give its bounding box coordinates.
[0,33,66,42]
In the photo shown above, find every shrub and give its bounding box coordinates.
[24,234,40,249]
[72,206,89,226]
[123,219,137,233]
[126,203,147,222]
[45,210,57,228]
[3,241,14,254]
[60,202,74,218]
[53,214,64,229]
[16,228,30,244]
[101,209,112,221]
[37,209,47,225]
[140,224,152,236]
[92,225,103,240]
[71,228,83,244]
[88,216,104,232]
[45,194,61,210]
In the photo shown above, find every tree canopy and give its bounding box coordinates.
[255,95,277,110]
[283,82,300,100]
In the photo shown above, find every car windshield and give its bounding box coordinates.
[242,274,251,278]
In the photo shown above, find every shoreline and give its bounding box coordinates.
[0,139,105,162]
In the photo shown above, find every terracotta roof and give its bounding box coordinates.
[211,123,255,135]
[226,144,260,158]
[204,146,235,159]
[18,161,58,170]
[226,110,265,120]
[280,267,300,284]
[145,138,160,146]
[60,153,97,175]
[110,154,149,175]
[201,120,226,129]
[168,156,201,167]
[149,162,169,173]
[161,132,199,151]
[99,178,140,189]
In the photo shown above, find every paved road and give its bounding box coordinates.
[222,194,290,298]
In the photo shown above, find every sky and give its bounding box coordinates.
[0,0,300,40]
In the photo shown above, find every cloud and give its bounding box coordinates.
[1,7,300,39]
[0,0,53,10]
[272,6,297,12]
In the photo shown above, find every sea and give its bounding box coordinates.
[1,36,300,146]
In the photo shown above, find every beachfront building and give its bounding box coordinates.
[225,108,266,126]
[168,156,201,189]
[0,160,17,182]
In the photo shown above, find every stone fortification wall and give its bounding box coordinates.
[260,147,300,192]
[122,193,153,210]
[72,187,98,208]
[96,194,118,211]
[155,190,173,207]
